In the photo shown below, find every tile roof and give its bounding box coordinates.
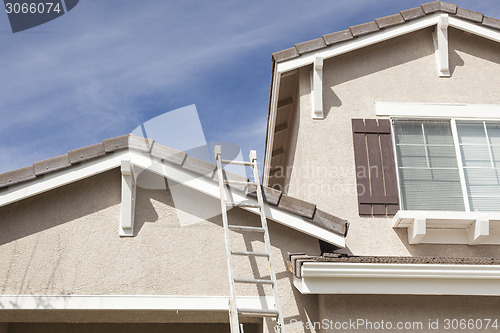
[0,134,348,237]
[288,253,500,278]
[272,1,500,63]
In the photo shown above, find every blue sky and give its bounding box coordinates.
[0,0,499,173]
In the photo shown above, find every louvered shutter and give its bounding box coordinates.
[352,119,400,215]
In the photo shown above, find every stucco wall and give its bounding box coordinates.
[286,27,500,257]
[0,168,320,332]
[318,294,500,333]
[7,322,260,333]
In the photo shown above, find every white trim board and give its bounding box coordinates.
[294,262,500,295]
[392,210,500,245]
[375,102,500,119]
[0,150,345,247]
[0,295,275,311]
[277,15,500,74]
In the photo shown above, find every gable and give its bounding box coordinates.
[264,1,500,186]
[0,134,348,247]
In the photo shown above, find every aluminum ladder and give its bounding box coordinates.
[214,145,285,333]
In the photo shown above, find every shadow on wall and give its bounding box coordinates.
[322,27,436,119]
[394,228,500,258]
[6,323,261,333]
[0,169,121,247]
[449,27,500,66]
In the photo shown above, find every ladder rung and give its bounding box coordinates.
[234,278,274,285]
[231,251,269,257]
[228,225,265,232]
[226,202,261,208]
[221,159,254,166]
[223,180,258,187]
[237,308,279,317]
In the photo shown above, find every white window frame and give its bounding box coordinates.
[391,117,500,213]
[378,102,500,245]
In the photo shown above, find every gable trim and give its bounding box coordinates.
[276,13,441,73]
[0,150,345,247]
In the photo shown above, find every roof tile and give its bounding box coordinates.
[247,186,282,206]
[34,154,71,176]
[278,194,316,219]
[272,47,299,63]
[375,13,405,29]
[349,21,379,37]
[482,16,500,31]
[322,29,353,45]
[420,1,457,15]
[0,165,36,189]
[103,134,130,153]
[68,143,106,164]
[311,209,348,236]
[400,7,426,21]
[454,7,484,23]
[128,134,154,152]
[150,142,186,166]
[294,37,327,55]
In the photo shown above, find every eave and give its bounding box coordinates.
[294,261,500,296]
[0,135,348,247]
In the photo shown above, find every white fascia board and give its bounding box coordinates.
[276,14,440,74]
[263,70,281,187]
[449,16,500,43]
[0,151,130,209]
[376,102,500,119]
[130,152,345,247]
[296,262,500,295]
[0,295,274,311]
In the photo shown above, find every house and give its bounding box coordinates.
[1,1,500,332]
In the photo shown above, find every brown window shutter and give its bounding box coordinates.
[352,119,399,216]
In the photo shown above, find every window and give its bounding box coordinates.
[393,119,500,212]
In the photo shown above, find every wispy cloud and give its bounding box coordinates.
[0,0,499,173]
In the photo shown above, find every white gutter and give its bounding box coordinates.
[294,262,500,295]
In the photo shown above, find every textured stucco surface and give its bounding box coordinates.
[283,27,500,257]
[0,168,320,332]
[319,294,500,333]
[7,322,260,333]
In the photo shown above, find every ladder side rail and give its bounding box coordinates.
[249,150,286,332]
[214,145,240,333]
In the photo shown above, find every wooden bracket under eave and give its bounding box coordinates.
[312,57,324,119]
[432,14,450,77]
[119,159,136,237]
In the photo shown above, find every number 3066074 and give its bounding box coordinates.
[5,2,62,14]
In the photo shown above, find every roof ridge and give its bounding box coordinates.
[272,1,499,63]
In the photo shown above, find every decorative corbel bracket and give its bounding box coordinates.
[119,159,136,237]
[467,218,490,245]
[432,14,450,77]
[408,217,426,244]
[312,57,324,119]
